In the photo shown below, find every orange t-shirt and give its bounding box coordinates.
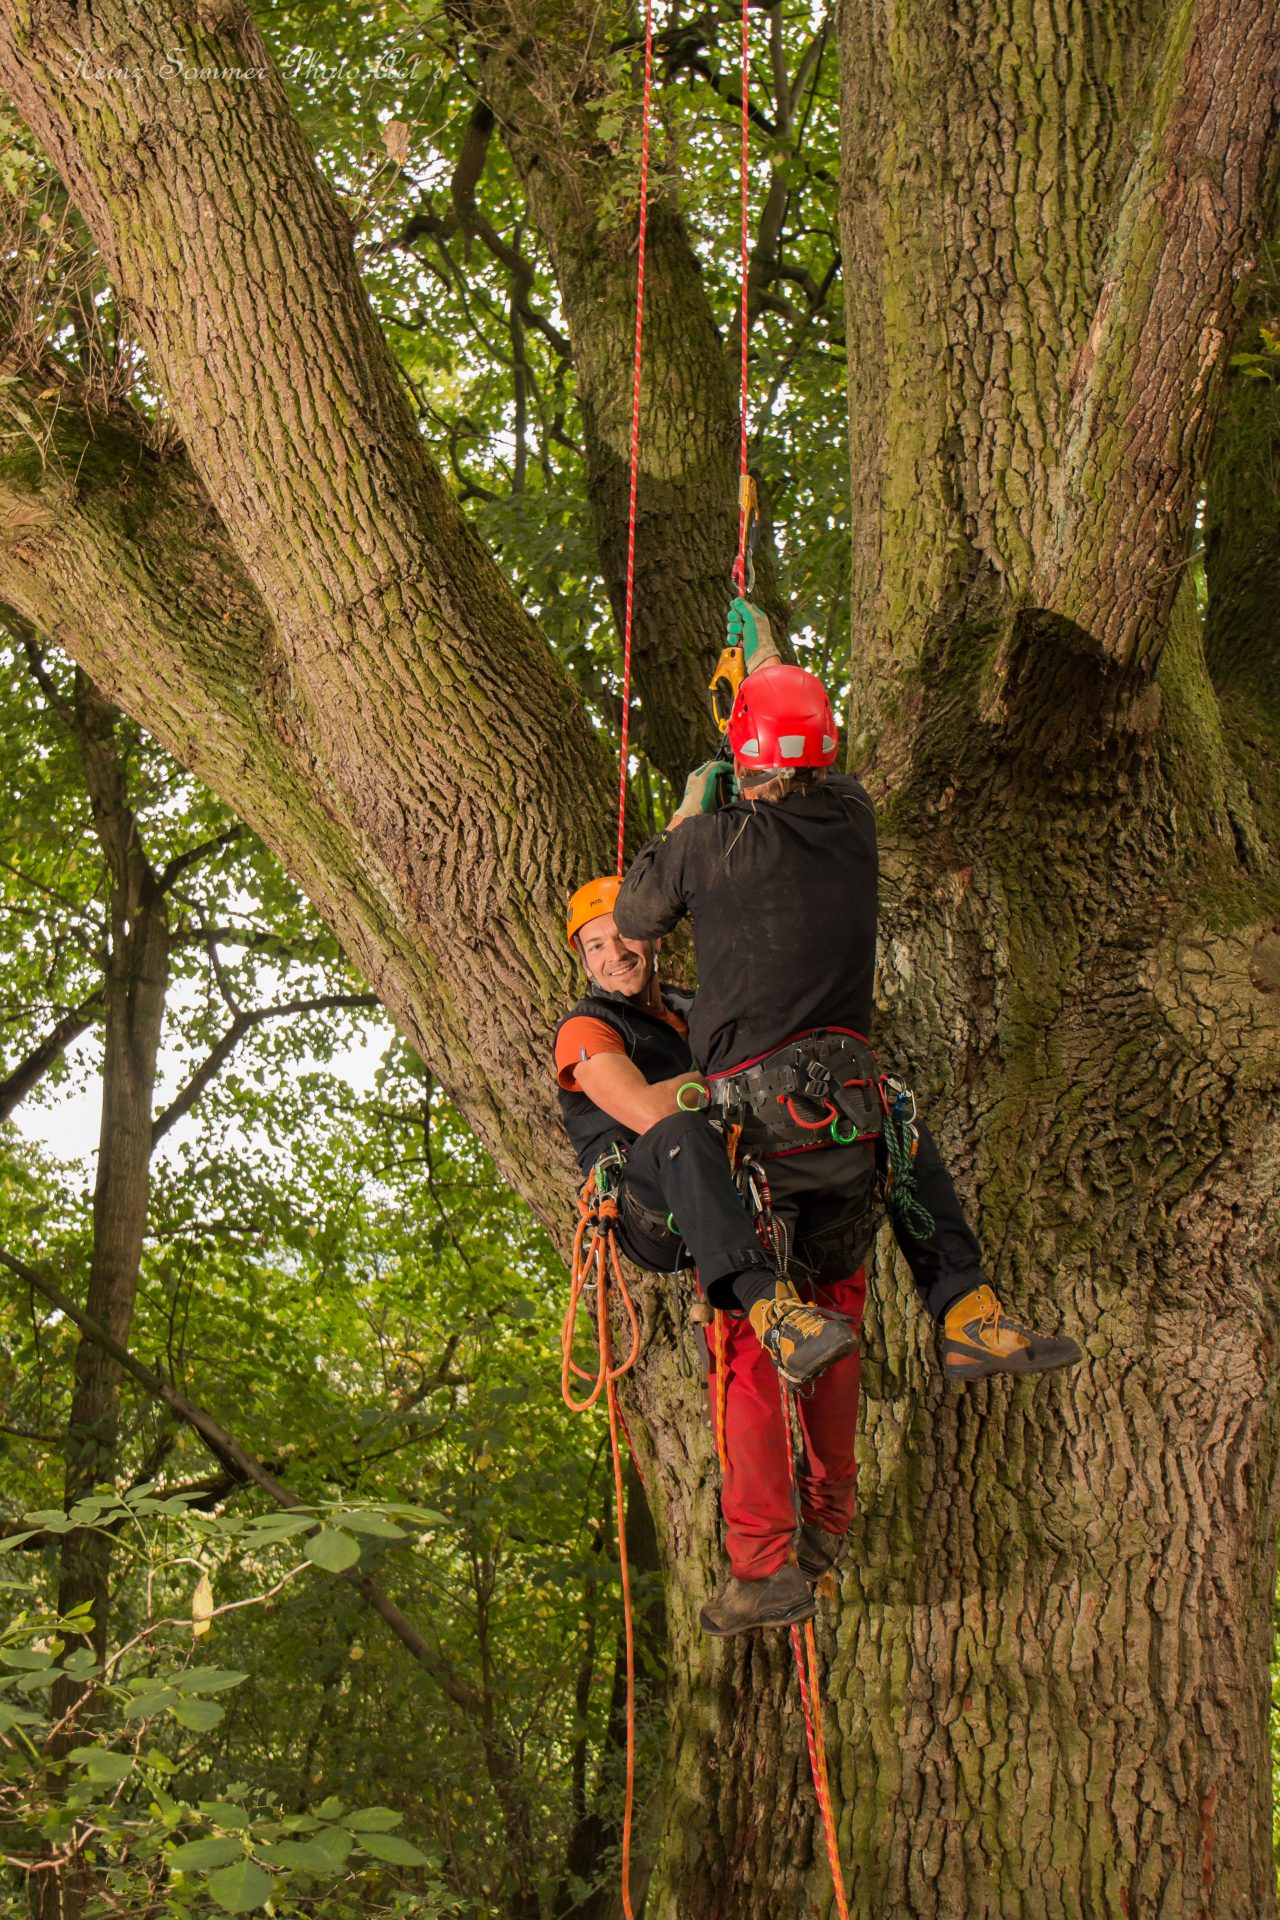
[555,1006,689,1093]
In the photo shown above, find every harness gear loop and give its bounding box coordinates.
[879,1074,936,1240]
[561,1163,641,1919]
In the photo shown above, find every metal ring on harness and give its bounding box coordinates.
[677,1080,710,1112]
[829,1116,859,1144]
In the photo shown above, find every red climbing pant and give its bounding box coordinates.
[708,1268,867,1581]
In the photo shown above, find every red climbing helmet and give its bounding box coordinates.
[726,663,838,770]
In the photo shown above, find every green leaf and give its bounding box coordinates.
[0,1648,54,1670]
[178,1668,247,1695]
[308,1825,352,1867]
[332,1512,405,1538]
[199,1801,251,1828]
[167,1835,246,1871]
[207,1857,274,1912]
[357,1832,431,1866]
[124,1687,177,1719]
[0,1531,38,1551]
[170,1697,226,1731]
[304,1529,360,1572]
[258,1838,336,1873]
[342,1806,403,1831]
[67,1747,133,1783]
[0,1703,41,1731]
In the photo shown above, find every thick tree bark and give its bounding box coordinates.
[2,2,1279,1914]
[0,0,614,1205]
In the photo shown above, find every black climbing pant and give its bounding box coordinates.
[615,1110,772,1304]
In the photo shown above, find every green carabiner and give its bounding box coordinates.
[830,1115,858,1145]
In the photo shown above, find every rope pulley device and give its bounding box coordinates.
[709,475,760,729]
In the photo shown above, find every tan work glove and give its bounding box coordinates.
[667,759,734,829]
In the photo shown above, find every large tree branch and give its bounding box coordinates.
[0,992,103,1122]
[1018,0,1280,670]
[150,991,379,1144]
[450,0,790,784]
[0,0,617,1219]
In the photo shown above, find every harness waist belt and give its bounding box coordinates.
[707,1028,882,1155]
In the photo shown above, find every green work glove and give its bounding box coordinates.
[668,759,734,829]
[728,597,782,674]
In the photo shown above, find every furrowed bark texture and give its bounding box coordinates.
[2,2,1278,1914]
[651,0,1280,1910]
[453,0,787,786]
[0,0,615,1203]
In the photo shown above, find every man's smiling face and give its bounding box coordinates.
[577,912,655,997]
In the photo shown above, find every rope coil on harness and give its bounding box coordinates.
[561,1169,642,1919]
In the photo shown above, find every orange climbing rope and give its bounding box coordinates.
[561,1171,641,1918]
[712,1307,729,1471]
[792,1614,851,1920]
[777,1378,853,1916]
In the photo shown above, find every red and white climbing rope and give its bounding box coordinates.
[733,0,753,592]
[615,0,656,876]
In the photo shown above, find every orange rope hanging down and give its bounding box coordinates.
[775,1377,853,1917]
[561,1175,642,1919]
[615,0,656,876]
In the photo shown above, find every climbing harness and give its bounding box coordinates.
[560,1154,641,1919]
[708,1028,883,1156]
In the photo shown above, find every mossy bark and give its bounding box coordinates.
[2,2,1279,1913]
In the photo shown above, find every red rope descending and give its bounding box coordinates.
[616,0,656,876]
[733,0,752,592]
[791,1619,851,1920]
[712,1307,729,1471]
[561,1177,641,1918]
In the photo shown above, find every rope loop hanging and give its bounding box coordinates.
[561,1168,642,1917]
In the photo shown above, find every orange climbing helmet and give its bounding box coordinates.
[566,875,622,950]
[726,662,838,770]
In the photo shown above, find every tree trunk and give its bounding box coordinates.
[51,676,169,1688]
[2,3,1279,1913]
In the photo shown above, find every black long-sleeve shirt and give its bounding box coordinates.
[614,772,878,1075]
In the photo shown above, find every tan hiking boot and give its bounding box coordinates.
[700,1563,816,1637]
[748,1282,857,1386]
[796,1522,846,1584]
[941,1284,1082,1381]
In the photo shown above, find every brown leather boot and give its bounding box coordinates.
[699,1563,816,1637]
[796,1523,846,1584]
[747,1282,857,1386]
[941,1285,1082,1380]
